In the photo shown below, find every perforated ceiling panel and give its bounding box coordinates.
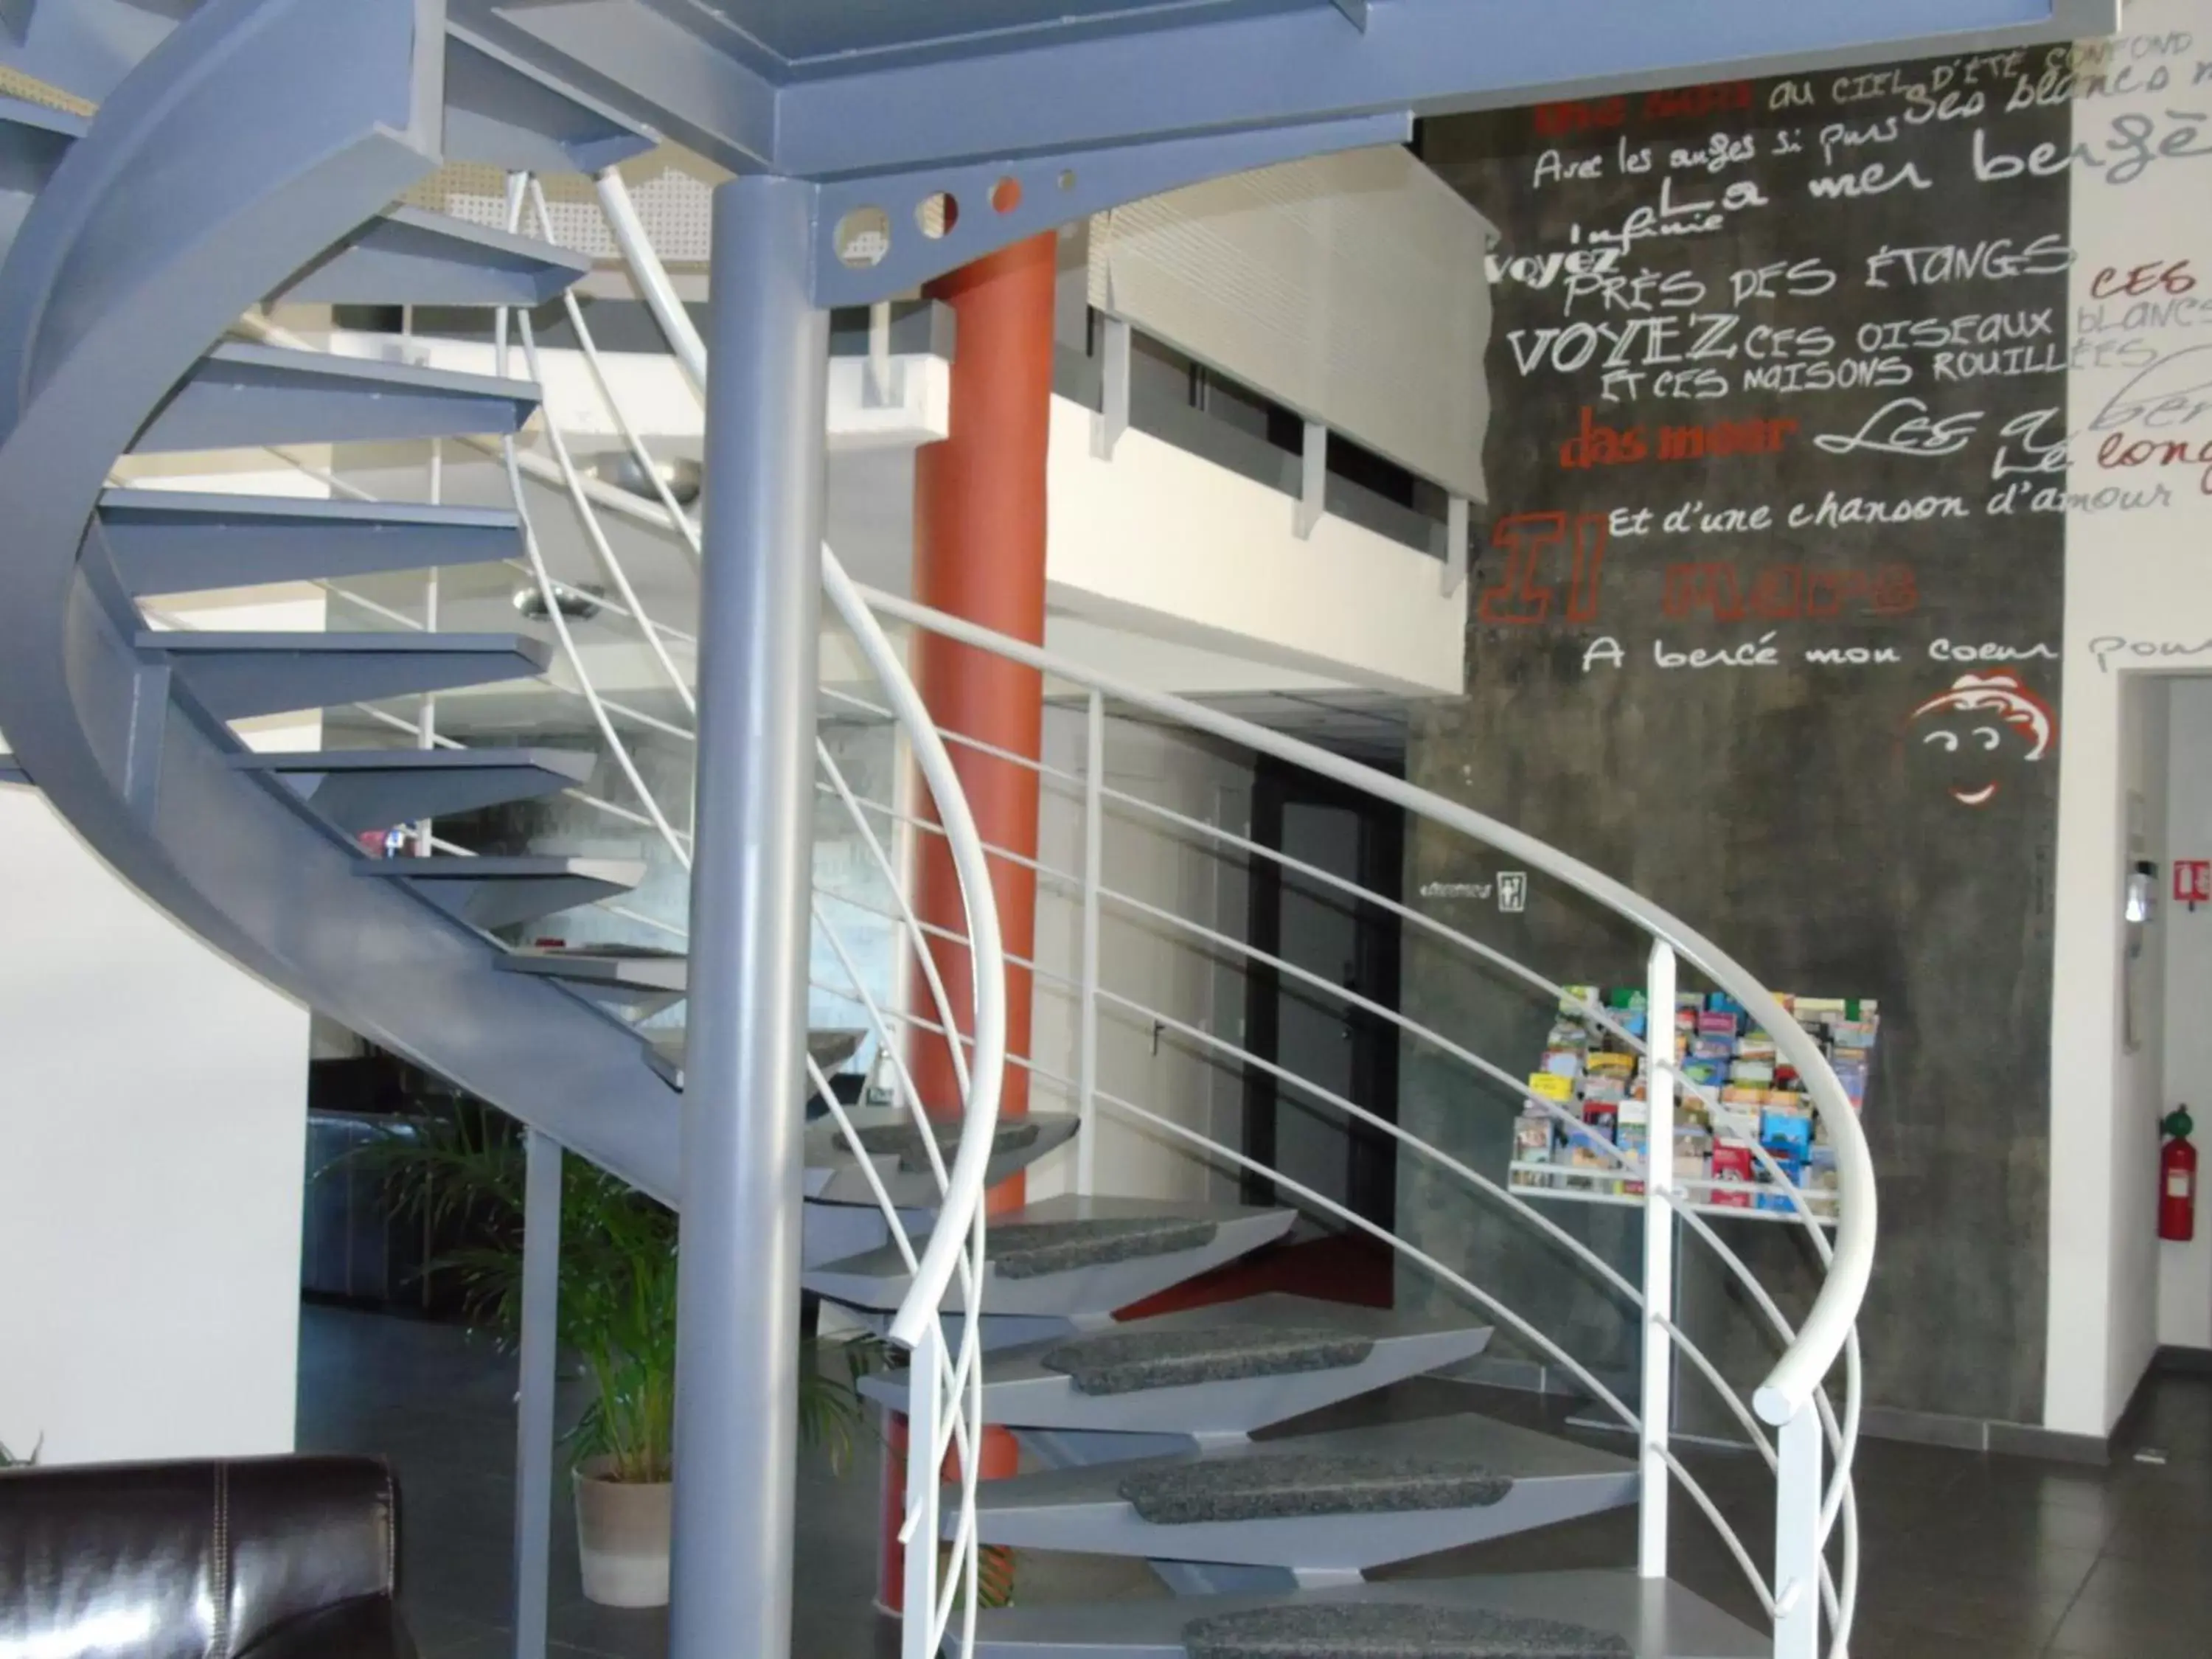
[404,150,721,265]
[1090,145,1494,504]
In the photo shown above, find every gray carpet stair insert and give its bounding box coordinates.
[1180,1604,1632,1659]
[1120,1450,1512,1524]
[855,1118,1040,1172]
[1040,1324,1377,1396]
[988,1216,1219,1280]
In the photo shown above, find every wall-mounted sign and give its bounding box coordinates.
[2176,860,2211,911]
[1499,872,1528,914]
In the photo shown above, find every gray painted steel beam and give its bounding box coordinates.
[773,0,2119,178]
[131,344,540,455]
[139,630,554,720]
[279,206,594,307]
[810,113,1405,309]
[445,26,659,173]
[233,746,596,834]
[512,1130,562,1659]
[0,0,182,106]
[98,490,524,594]
[667,171,828,1659]
[358,855,647,930]
[0,752,28,786]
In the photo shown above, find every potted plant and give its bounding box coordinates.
[365,1103,872,1608]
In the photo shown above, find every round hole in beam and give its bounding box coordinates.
[916,191,959,239]
[1058,169,1077,192]
[991,175,1023,214]
[833,206,891,269]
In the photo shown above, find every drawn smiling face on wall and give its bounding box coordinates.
[1909,672,2057,807]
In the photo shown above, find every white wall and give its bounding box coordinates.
[2045,0,2212,1434]
[1026,709,1253,1207]
[0,472,322,1464]
[2160,678,2212,1352]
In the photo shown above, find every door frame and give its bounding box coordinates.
[1239,758,1406,1227]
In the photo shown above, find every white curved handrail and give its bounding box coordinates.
[853,582,1874,1423]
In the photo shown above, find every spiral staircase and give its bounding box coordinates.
[0,2,2118,1658]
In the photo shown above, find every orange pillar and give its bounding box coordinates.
[880,232,1057,1618]
[906,232,1057,1189]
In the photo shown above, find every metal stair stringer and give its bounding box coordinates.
[0,0,679,1201]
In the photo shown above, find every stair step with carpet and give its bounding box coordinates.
[950,1571,1768,1659]
[803,1107,1082,1206]
[232,746,595,832]
[278,206,594,307]
[863,1293,1492,1439]
[357,855,647,930]
[958,1414,1635,1571]
[98,490,525,594]
[139,630,553,721]
[806,1195,1296,1320]
[131,344,540,453]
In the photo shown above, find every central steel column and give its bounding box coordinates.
[669,173,827,1659]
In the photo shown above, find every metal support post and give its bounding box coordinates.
[512,1130,561,1659]
[1773,1403,1826,1659]
[1091,316,1131,459]
[1294,420,1327,538]
[669,173,830,1659]
[1638,941,1677,1579]
[1076,688,1105,1194]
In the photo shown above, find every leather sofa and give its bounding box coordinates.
[0,1454,417,1658]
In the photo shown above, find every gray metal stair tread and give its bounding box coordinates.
[990,1215,1219,1279]
[955,1572,1767,1659]
[803,1108,1080,1206]
[133,342,540,453]
[973,1415,1630,1512]
[860,1293,1494,1434]
[357,855,647,928]
[499,945,689,992]
[0,754,27,786]
[647,1028,870,1091]
[98,488,524,592]
[232,746,594,832]
[1121,1447,1512,1525]
[807,1196,1295,1314]
[0,94,88,145]
[1041,1322,1377,1398]
[279,206,594,305]
[445,26,659,174]
[1181,1603,1630,1658]
[858,1116,1043,1172]
[137,630,553,720]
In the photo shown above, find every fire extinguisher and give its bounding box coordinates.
[2160,1107,2197,1243]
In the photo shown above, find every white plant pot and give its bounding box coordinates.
[573,1455,672,1608]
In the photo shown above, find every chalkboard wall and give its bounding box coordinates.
[1402,49,2073,1424]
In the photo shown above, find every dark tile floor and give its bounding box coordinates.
[298,1303,2212,1658]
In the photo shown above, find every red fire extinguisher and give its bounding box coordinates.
[2161,1107,2197,1243]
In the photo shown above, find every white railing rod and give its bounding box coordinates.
[1077,688,1104,1197]
[532,176,706,568]
[1092,985,1642,1309]
[596,167,707,394]
[1639,940,1677,1580]
[855,583,1874,1421]
[1091,1086,1640,1430]
[512,298,698,718]
[815,683,1089,794]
